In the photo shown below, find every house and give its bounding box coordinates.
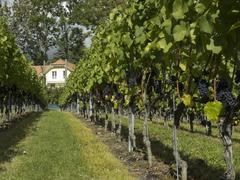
[32,59,75,88]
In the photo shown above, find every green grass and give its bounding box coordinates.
[105,115,240,179]
[0,111,134,180]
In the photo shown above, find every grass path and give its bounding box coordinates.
[0,111,133,180]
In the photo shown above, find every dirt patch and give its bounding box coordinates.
[78,117,174,180]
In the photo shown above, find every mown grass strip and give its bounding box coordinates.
[0,111,134,180]
[65,112,134,180]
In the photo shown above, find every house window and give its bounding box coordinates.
[63,70,66,78]
[52,71,57,79]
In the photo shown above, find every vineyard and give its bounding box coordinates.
[58,0,240,180]
[0,0,240,180]
[0,18,47,127]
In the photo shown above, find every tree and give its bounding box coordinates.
[9,0,88,64]
[54,9,85,63]
[66,0,123,30]
[6,0,123,65]
[11,0,59,65]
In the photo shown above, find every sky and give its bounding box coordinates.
[2,0,13,5]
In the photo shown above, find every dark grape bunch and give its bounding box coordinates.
[103,84,111,96]
[153,79,162,94]
[217,79,236,109]
[0,86,8,95]
[235,70,240,84]
[114,92,123,101]
[198,79,209,97]
[217,78,229,92]
[217,90,236,108]
[169,75,177,85]
[81,96,87,101]
[128,77,137,88]
[113,85,118,93]
[179,82,184,92]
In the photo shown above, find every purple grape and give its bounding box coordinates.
[198,79,208,97]
[217,89,236,108]
[235,70,240,84]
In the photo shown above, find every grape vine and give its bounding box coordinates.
[0,17,47,124]
[59,0,240,179]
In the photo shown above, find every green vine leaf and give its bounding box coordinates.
[156,38,172,53]
[173,23,187,42]
[162,19,172,35]
[172,0,188,20]
[198,16,213,34]
[122,32,133,48]
[195,3,206,14]
[204,101,223,122]
[182,94,192,107]
[206,38,222,54]
[135,26,146,44]
[179,62,187,71]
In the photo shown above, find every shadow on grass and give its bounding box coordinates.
[0,112,43,166]
[178,125,240,144]
[151,120,240,144]
[96,117,240,180]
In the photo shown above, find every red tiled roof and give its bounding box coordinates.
[32,59,75,76]
[66,62,75,71]
[52,59,66,65]
[51,59,75,71]
[33,66,43,76]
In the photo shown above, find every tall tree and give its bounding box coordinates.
[54,5,85,63]
[0,1,11,22]
[55,25,85,63]
[10,0,87,64]
[10,0,59,65]
[66,0,124,31]
[6,0,123,64]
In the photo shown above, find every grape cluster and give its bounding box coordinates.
[216,78,229,92]
[128,77,137,88]
[81,96,87,101]
[103,84,111,96]
[217,79,236,109]
[0,86,8,95]
[217,90,236,108]
[113,85,118,93]
[153,79,162,94]
[235,70,240,84]
[179,82,184,92]
[114,92,123,101]
[198,79,208,97]
[169,75,177,85]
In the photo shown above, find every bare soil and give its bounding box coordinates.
[79,117,174,180]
